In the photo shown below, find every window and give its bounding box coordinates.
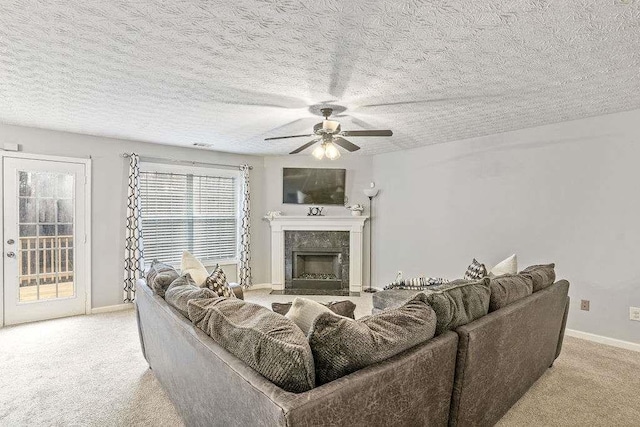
[139,165,239,267]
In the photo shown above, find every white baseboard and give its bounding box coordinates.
[91,303,134,314]
[246,283,273,291]
[565,329,640,353]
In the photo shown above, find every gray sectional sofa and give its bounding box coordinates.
[135,277,570,427]
[136,279,458,426]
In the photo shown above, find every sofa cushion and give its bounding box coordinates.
[181,251,209,286]
[204,264,235,298]
[165,274,217,317]
[308,293,437,385]
[425,278,491,335]
[272,300,357,319]
[285,298,335,335]
[489,254,518,277]
[187,297,315,393]
[464,258,487,280]
[488,274,534,312]
[146,260,179,298]
[520,264,556,292]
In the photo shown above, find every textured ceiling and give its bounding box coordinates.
[1,1,640,156]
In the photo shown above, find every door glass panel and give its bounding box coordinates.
[19,198,36,222]
[38,199,56,222]
[18,170,75,302]
[57,200,73,222]
[19,171,34,196]
[20,224,37,237]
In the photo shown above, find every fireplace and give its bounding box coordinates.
[284,230,350,291]
[292,249,343,289]
[268,215,367,294]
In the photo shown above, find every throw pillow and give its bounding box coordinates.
[424,278,491,335]
[146,260,179,298]
[164,274,217,318]
[488,274,534,312]
[204,264,235,298]
[489,254,518,277]
[188,298,315,393]
[384,277,449,290]
[285,298,335,335]
[272,300,357,319]
[520,264,556,292]
[181,251,209,286]
[308,293,437,385]
[463,259,488,280]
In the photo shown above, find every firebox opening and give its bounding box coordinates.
[292,250,342,289]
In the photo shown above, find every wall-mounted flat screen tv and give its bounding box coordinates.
[283,168,346,205]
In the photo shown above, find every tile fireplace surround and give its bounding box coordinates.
[267,216,368,293]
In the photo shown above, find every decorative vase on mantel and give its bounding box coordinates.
[346,204,364,216]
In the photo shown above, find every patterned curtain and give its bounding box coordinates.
[239,164,252,288]
[124,153,144,303]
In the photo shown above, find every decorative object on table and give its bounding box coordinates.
[265,107,393,159]
[345,203,364,216]
[363,182,380,293]
[307,206,324,216]
[283,167,346,205]
[464,258,488,280]
[384,276,450,290]
[264,211,283,220]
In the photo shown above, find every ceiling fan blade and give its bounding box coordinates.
[357,94,504,109]
[211,88,308,109]
[333,137,360,152]
[265,134,314,141]
[289,139,320,154]
[341,130,393,137]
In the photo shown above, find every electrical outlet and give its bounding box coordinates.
[580,300,590,311]
[630,307,640,321]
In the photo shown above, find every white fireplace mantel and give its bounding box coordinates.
[267,216,369,293]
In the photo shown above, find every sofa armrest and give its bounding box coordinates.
[229,282,244,300]
[449,280,570,427]
[555,295,570,360]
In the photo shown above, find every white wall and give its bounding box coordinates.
[262,155,374,286]
[0,123,268,309]
[372,109,640,344]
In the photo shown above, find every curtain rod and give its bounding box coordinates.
[121,153,253,170]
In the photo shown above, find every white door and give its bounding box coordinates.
[3,157,88,325]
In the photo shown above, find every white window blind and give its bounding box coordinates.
[140,171,238,266]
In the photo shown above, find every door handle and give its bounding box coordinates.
[6,251,16,258]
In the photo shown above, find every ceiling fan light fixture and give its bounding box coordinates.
[312,144,325,160]
[324,142,341,160]
[323,120,340,132]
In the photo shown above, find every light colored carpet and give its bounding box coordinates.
[0,289,638,426]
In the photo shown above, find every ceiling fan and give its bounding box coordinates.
[264,108,393,159]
